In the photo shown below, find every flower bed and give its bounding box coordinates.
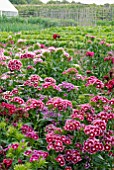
[0,28,114,170]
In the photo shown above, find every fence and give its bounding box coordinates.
[19,6,114,26]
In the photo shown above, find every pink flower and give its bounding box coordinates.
[40,44,46,48]
[20,52,35,59]
[27,65,34,69]
[53,34,60,40]
[11,88,18,94]
[86,51,94,57]
[46,97,72,111]
[26,131,39,140]
[65,166,72,170]
[30,154,39,162]
[44,77,56,83]
[3,158,13,167]
[105,79,114,92]
[24,150,32,156]
[83,138,104,154]
[62,68,78,74]
[86,76,104,89]
[55,154,65,166]
[65,149,82,164]
[12,97,24,105]
[8,59,22,71]
[104,144,111,151]
[11,143,19,150]
[26,98,44,110]
[64,119,81,131]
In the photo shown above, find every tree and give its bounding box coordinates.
[71,1,76,3]
[61,0,69,4]
[30,0,43,4]
[47,0,60,4]
[26,0,32,3]
[9,0,27,4]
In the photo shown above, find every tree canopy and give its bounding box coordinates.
[9,0,71,4]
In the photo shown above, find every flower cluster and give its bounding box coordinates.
[45,124,72,153]
[3,158,13,168]
[20,52,35,59]
[24,149,48,162]
[71,109,84,121]
[46,130,71,152]
[8,59,22,71]
[92,119,106,131]
[63,51,73,61]
[62,68,78,74]
[9,143,19,150]
[58,82,78,92]
[11,96,24,105]
[21,124,39,140]
[105,78,114,92]
[56,149,82,167]
[24,74,41,88]
[26,98,44,111]
[91,95,109,103]
[11,88,18,94]
[64,119,81,131]
[83,138,104,154]
[46,97,72,111]
[71,104,95,122]
[86,76,104,88]
[97,111,114,122]
[84,125,102,138]
[2,91,13,100]
[104,55,114,64]
[1,102,16,115]
[42,77,61,91]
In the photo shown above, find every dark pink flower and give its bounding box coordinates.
[11,143,19,150]
[86,51,94,57]
[3,158,13,167]
[53,34,60,40]
[8,59,22,71]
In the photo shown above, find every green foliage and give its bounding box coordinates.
[9,0,27,4]
[30,0,43,4]
[47,0,63,4]
[6,125,25,141]
[14,159,47,170]
[14,163,32,170]
[0,16,77,32]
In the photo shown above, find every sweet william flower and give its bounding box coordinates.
[53,34,60,40]
[86,51,94,57]
[27,65,34,70]
[55,154,65,166]
[11,143,19,150]
[3,158,13,167]
[24,150,32,156]
[18,159,23,164]
[65,166,72,170]
[8,59,22,71]
[30,154,39,162]
[39,44,46,48]
[85,162,91,169]
[20,52,35,59]
[105,79,114,92]
[26,131,39,140]
[104,144,111,151]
